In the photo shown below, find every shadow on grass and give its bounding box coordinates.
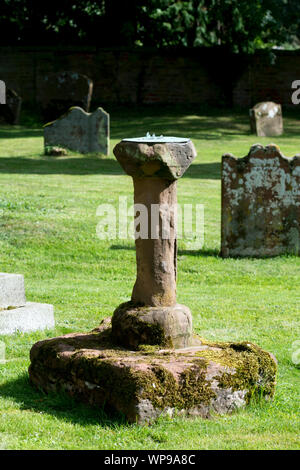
[178,248,220,257]
[111,118,250,141]
[0,156,221,179]
[110,111,251,141]
[0,373,129,427]
[0,127,43,139]
[110,244,220,257]
[0,156,124,176]
[1,109,250,143]
[185,162,221,179]
[2,106,300,143]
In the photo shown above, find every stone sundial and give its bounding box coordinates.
[112,134,197,348]
[28,133,277,425]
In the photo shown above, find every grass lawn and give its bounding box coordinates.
[0,106,299,450]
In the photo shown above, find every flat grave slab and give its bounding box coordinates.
[0,302,54,335]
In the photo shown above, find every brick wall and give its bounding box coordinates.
[232,52,300,108]
[0,46,299,108]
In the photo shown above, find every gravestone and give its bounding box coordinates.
[44,106,109,155]
[39,71,93,122]
[0,80,5,104]
[0,88,22,125]
[250,102,283,137]
[29,135,277,424]
[221,144,300,257]
[0,273,54,335]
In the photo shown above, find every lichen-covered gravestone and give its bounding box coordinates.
[0,88,22,125]
[28,135,277,424]
[0,80,5,104]
[39,71,93,122]
[44,106,109,155]
[250,102,283,137]
[221,144,300,257]
[0,273,54,335]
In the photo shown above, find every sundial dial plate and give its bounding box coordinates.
[122,133,190,144]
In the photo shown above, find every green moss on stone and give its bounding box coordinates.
[132,361,215,411]
[29,322,277,420]
[193,340,277,402]
[137,344,161,354]
[111,301,171,349]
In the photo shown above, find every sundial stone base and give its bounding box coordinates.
[0,273,54,335]
[28,318,277,424]
[112,302,193,349]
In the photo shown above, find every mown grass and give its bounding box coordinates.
[0,106,299,450]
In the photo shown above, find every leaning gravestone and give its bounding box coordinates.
[44,106,109,155]
[249,102,283,136]
[0,273,54,335]
[0,88,22,125]
[29,134,276,424]
[221,144,300,257]
[39,71,93,122]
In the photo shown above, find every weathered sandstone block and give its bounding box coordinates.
[28,319,277,424]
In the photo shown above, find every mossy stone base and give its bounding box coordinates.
[28,318,277,424]
[112,302,193,349]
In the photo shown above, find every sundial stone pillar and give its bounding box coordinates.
[28,136,277,424]
[112,135,197,349]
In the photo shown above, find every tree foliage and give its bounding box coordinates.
[0,0,299,52]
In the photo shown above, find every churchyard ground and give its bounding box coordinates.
[0,107,299,450]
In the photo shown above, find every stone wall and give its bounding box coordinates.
[0,46,300,107]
